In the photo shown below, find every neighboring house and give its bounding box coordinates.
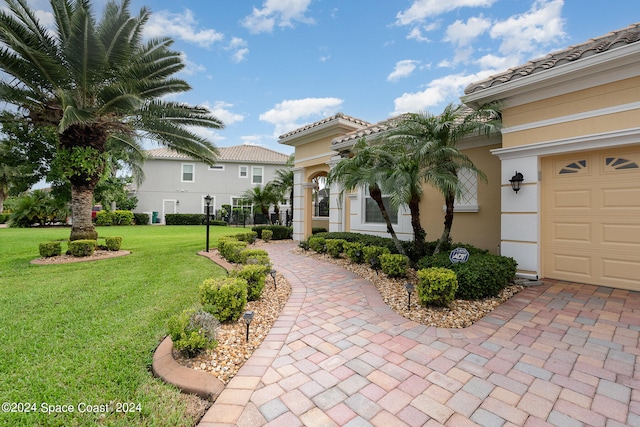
[280,23,640,292]
[134,145,291,224]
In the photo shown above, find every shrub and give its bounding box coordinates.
[167,309,219,357]
[380,253,409,278]
[417,252,517,299]
[313,232,399,254]
[362,246,390,270]
[0,213,9,224]
[133,213,149,225]
[261,229,273,242]
[67,240,96,257]
[298,240,310,251]
[239,248,269,265]
[165,213,205,225]
[231,264,270,301]
[95,210,113,226]
[308,236,326,253]
[235,231,257,244]
[200,277,248,322]
[210,219,228,226]
[39,241,61,258]
[220,241,248,263]
[325,239,347,258]
[111,210,134,225]
[343,241,365,263]
[253,225,292,240]
[312,227,327,234]
[105,236,122,251]
[417,267,458,307]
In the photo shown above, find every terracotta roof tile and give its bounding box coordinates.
[146,145,289,164]
[278,112,370,141]
[465,22,640,94]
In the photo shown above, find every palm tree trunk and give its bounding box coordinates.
[369,186,405,255]
[70,184,98,241]
[434,192,455,255]
[408,194,427,258]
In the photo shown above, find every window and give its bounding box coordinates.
[252,166,263,185]
[181,163,195,182]
[452,168,479,212]
[239,166,248,178]
[208,164,225,171]
[364,187,398,224]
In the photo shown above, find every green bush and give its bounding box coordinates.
[235,231,257,244]
[133,212,149,225]
[261,229,273,242]
[105,236,122,251]
[220,241,248,263]
[39,241,61,258]
[239,248,269,265]
[313,232,399,254]
[417,267,458,307]
[298,240,310,251]
[312,227,327,234]
[380,253,409,278]
[343,241,365,263]
[253,225,292,240]
[67,239,97,257]
[165,213,205,225]
[308,236,326,253]
[95,210,113,226]
[111,210,134,225]
[417,252,517,299]
[200,277,248,322]
[362,245,390,270]
[0,213,9,224]
[168,309,219,357]
[210,219,228,226]
[231,264,270,301]
[325,239,347,258]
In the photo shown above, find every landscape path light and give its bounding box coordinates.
[270,269,277,290]
[405,282,415,310]
[243,311,254,342]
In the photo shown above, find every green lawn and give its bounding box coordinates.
[0,225,247,427]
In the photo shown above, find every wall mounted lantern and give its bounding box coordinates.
[243,311,254,342]
[509,172,524,193]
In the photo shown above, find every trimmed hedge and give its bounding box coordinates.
[238,248,270,265]
[200,277,248,322]
[325,239,347,258]
[165,213,205,225]
[417,267,458,307]
[39,241,61,258]
[167,308,219,357]
[231,264,270,301]
[67,240,96,257]
[219,240,248,263]
[379,253,409,278]
[95,210,134,226]
[362,245,390,270]
[133,213,149,225]
[252,225,292,240]
[261,229,273,242]
[417,252,517,299]
[308,236,326,253]
[313,232,399,254]
[105,236,122,251]
[343,241,365,263]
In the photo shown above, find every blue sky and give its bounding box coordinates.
[19,1,640,155]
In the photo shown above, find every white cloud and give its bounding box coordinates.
[178,53,206,76]
[395,0,497,26]
[387,60,420,82]
[242,0,314,34]
[260,97,343,136]
[490,0,566,56]
[204,101,245,126]
[445,16,492,47]
[226,37,249,62]
[391,70,498,115]
[145,9,224,48]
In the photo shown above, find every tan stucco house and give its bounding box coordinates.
[280,23,640,292]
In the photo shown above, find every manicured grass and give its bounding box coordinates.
[0,225,249,426]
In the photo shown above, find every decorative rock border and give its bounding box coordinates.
[150,250,233,401]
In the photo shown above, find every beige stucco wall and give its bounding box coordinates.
[503,76,640,148]
[418,143,502,253]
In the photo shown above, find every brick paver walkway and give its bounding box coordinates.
[199,243,640,426]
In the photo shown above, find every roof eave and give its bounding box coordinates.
[463,42,640,108]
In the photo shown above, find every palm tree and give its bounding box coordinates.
[242,185,274,224]
[385,103,500,255]
[271,154,294,222]
[0,0,224,240]
[326,138,405,255]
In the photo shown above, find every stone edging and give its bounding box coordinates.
[150,250,231,401]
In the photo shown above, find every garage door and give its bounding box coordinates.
[542,146,640,291]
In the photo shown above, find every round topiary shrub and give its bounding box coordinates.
[231,264,270,301]
[261,229,273,242]
[67,239,97,257]
[199,277,248,322]
[379,253,409,278]
[417,267,458,307]
[105,236,122,251]
[39,241,62,258]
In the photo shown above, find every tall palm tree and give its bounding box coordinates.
[272,154,294,217]
[327,138,405,255]
[242,185,274,224]
[385,103,500,255]
[0,0,224,240]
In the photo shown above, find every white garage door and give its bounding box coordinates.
[542,146,640,291]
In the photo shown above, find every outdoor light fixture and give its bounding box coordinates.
[509,172,524,193]
[405,283,414,310]
[204,194,213,252]
[243,311,254,342]
[270,269,277,290]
